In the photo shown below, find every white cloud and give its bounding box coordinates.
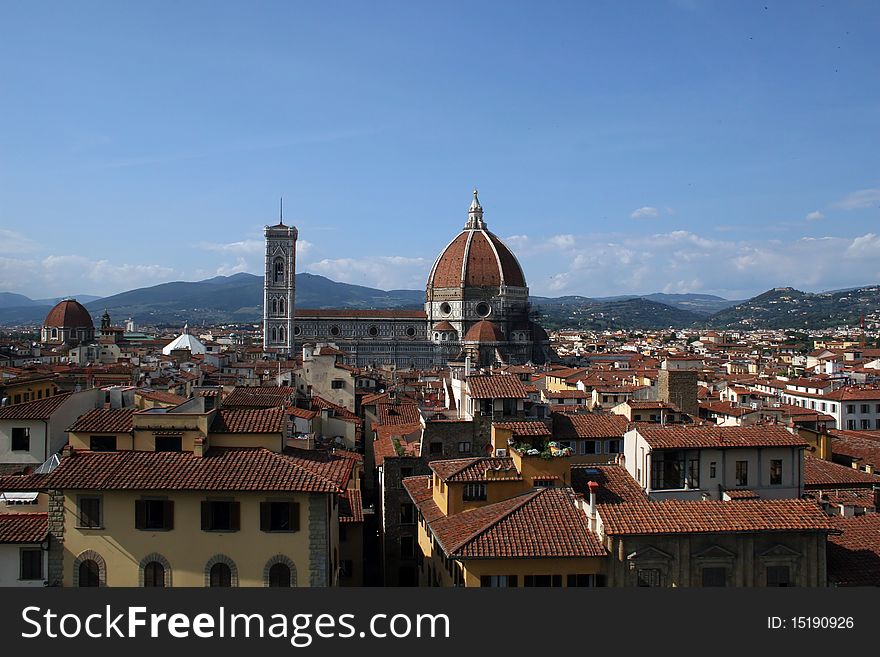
[834,188,880,210]
[0,255,175,298]
[846,233,880,259]
[199,239,263,254]
[306,255,429,290]
[522,230,880,298]
[630,206,659,219]
[805,211,825,222]
[0,229,38,255]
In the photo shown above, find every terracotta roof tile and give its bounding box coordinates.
[43,447,345,493]
[429,457,521,482]
[599,499,834,536]
[68,408,135,433]
[828,514,880,586]
[636,424,807,450]
[493,421,552,437]
[403,479,603,559]
[0,392,72,420]
[467,374,528,399]
[553,412,629,440]
[804,455,880,488]
[211,407,286,433]
[0,512,48,543]
[339,489,364,523]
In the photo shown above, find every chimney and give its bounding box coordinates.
[585,480,600,532]
[193,436,206,458]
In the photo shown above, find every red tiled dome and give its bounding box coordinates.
[463,320,505,343]
[43,299,94,329]
[428,230,526,289]
[427,191,526,290]
[432,321,457,332]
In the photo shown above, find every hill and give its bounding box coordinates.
[706,285,880,329]
[533,297,705,331]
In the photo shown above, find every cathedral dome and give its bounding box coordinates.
[426,190,526,290]
[44,299,94,329]
[463,320,505,343]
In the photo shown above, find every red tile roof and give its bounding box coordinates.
[43,448,346,493]
[376,402,421,426]
[553,412,629,440]
[571,464,648,505]
[804,455,880,488]
[339,489,364,523]
[429,457,521,482]
[493,421,552,437]
[599,499,834,536]
[636,424,806,450]
[210,407,286,433]
[403,477,603,558]
[372,436,421,467]
[828,514,880,586]
[0,392,72,420]
[467,374,528,399]
[222,386,296,409]
[0,512,48,543]
[136,389,188,405]
[68,408,134,433]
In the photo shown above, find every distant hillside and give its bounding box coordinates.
[0,273,425,326]
[3,278,877,330]
[583,293,738,315]
[707,286,880,329]
[534,297,705,331]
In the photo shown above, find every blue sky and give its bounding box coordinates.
[1,1,878,301]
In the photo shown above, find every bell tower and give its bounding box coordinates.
[263,201,297,353]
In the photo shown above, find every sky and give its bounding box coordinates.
[1,1,879,301]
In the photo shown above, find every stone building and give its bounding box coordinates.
[267,191,552,368]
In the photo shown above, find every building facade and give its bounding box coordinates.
[266,191,552,368]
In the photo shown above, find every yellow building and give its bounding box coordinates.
[403,428,607,587]
[0,374,58,406]
[22,398,364,587]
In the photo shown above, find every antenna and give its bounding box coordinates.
[280,197,284,224]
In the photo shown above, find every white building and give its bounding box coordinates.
[623,424,806,501]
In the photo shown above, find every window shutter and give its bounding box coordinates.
[291,502,300,532]
[260,502,270,532]
[163,500,174,530]
[135,500,146,530]
[200,501,210,530]
[230,502,241,531]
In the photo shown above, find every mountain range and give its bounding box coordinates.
[0,274,877,331]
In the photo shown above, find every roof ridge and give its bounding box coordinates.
[447,488,544,554]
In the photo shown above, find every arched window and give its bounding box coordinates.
[271,327,277,342]
[79,560,100,587]
[268,563,291,587]
[144,562,165,587]
[51,328,58,339]
[263,555,297,587]
[272,299,278,314]
[210,563,232,587]
[278,326,285,342]
[274,258,284,284]
[279,298,285,314]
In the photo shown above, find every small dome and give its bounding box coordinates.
[432,321,456,332]
[44,299,94,329]
[463,320,505,343]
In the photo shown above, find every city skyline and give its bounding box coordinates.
[1,1,879,299]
